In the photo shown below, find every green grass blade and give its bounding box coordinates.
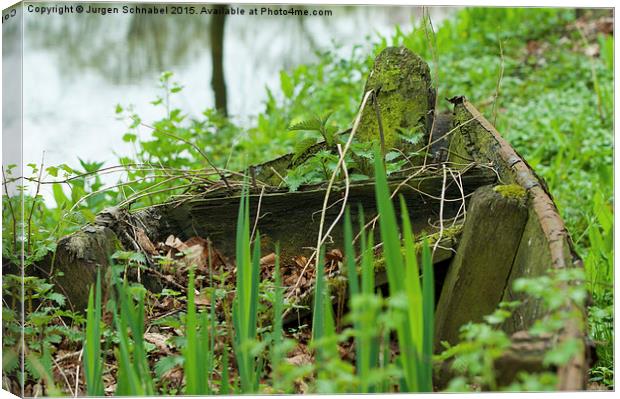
[221,344,230,394]
[249,235,261,341]
[343,208,364,381]
[421,239,435,392]
[373,149,422,391]
[362,230,380,381]
[343,208,359,298]
[232,186,259,393]
[184,268,199,394]
[359,208,375,296]
[312,247,326,346]
[271,245,284,384]
[114,309,143,395]
[400,196,423,358]
[373,148,405,294]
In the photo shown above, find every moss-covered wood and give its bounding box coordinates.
[356,47,434,150]
[48,225,119,312]
[251,46,434,184]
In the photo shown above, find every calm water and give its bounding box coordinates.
[4,3,455,199]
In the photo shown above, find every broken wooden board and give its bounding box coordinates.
[43,168,496,312]
[156,169,494,261]
[434,184,528,350]
[446,97,587,390]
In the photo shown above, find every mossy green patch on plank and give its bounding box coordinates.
[493,184,527,201]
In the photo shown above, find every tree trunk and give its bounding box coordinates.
[210,5,228,116]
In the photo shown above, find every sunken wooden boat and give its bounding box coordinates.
[46,47,588,390]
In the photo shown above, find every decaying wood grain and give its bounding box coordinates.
[155,170,494,260]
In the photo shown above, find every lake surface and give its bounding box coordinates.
[4,3,456,199]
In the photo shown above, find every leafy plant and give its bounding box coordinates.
[183,268,216,395]
[289,111,339,161]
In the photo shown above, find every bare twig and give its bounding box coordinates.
[74,349,83,397]
[65,173,204,215]
[139,120,232,190]
[269,167,287,187]
[2,166,18,250]
[116,175,204,208]
[432,164,448,256]
[416,117,477,155]
[52,355,75,397]
[448,167,467,227]
[26,152,45,256]
[250,185,266,243]
[140,265,188,292]
[54,351,82,363]
[492,39,505,126]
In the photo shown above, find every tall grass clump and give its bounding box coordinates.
[183,267,216,394]
[343,208,380,393]
[112,277,155,395]
[83,271,104,396]
[373,149,434,392]
[232,186,262,392]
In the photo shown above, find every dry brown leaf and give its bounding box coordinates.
[260,252,276,266]
[161,366,184,386]
[144,332,171,353]
[325,248,343,263]
[183,244,207,270]
[158,295,181,311]
[164,235,188,251]
[183,236,225,270]
[293,256,307,268]
[285,353,312,366]
[583,43,600,57]
[194,291,211,306]
[104,383,116,395]
[136,228,157,255]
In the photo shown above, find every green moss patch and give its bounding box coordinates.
[493,184,527,201]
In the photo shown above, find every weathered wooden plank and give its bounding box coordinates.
[44,169,495,312]
[499,207,551,334]
[158,170,495,261]
[434,185,528,350]
[450,97,587,390]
